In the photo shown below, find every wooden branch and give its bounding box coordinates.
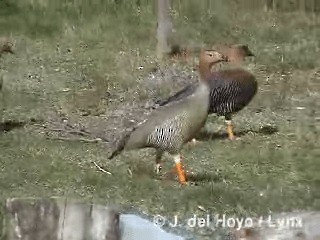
[49,128,90,137]
[46,136,103,143]
[38,120,111,143]
[92,161,112,175]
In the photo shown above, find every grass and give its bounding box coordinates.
[0,1,319,238]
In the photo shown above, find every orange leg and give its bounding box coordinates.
[173,154,187,184]
[225,120,236,140]
[176,162,187,184]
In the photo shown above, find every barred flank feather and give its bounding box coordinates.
[207,69,257,115]
[107,50,226,184]
[158,69,257,117]
[147,113,185,153]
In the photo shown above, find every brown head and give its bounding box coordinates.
[198,49,227,80]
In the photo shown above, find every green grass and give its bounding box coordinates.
[0,1,320,238]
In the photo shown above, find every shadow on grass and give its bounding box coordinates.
[131,161,222,185]
[197,125,279,142]
[156,169,223,185]
[186,171,221,183]
[0,120,25,133]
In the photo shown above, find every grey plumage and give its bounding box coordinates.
[108,50,227,183]
[156,69,257,119]
[109,83,210,159]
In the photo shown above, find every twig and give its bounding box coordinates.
[32,123,47,128]
[39,118,111,143]
[92,161,112,175]
[49,128,90,136]
[96,136,111,143]
[46,136,103,143]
